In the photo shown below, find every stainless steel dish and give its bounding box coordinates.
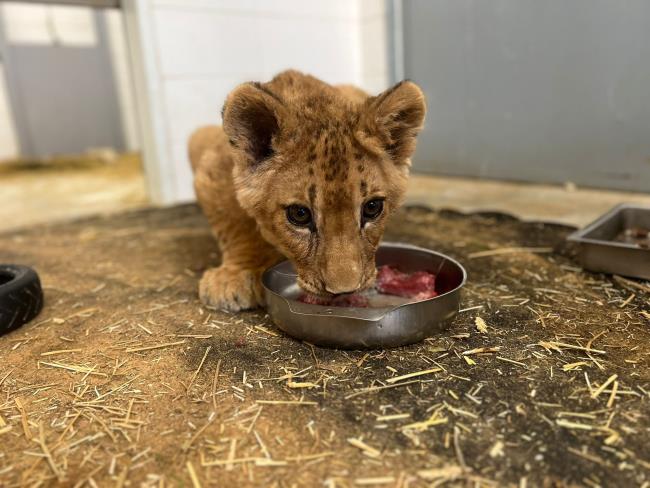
[567,203,650,280]
[262,242,467,349]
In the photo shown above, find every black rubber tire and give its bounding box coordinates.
[0,265,43,335]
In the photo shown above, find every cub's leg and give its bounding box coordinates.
[189,126,282,310]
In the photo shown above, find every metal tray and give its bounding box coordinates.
[567,204,650,280]
[262,242,466,349]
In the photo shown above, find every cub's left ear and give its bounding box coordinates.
[361,80,426,163]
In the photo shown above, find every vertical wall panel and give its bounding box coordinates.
[401,0,650,192]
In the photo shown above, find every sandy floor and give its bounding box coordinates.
[0,204,648,486]
[0,153,148,232]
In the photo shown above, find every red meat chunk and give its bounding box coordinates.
[331,293,370,307]
[299,294,331,306]
[376,265,437,300]
[298,266,437,307]
[299,293,369,308]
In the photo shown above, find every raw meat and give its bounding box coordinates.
[299,292,369,307]
[375,265,437,300]
[298,265,437,307]
[615,227,650,249]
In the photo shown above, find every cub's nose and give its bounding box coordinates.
[323,263,362,295]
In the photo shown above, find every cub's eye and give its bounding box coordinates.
[286,205,312,227]
[362,198,384,221]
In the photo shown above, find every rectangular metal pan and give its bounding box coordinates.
[567,204,650,280]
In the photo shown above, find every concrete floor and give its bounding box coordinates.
[0,153,148,232]
[1,157,649,232]
[408,173,650,228]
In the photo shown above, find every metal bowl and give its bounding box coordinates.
[262,242,467,349]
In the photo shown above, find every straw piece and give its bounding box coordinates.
[563,361,589,371]
[354,477,395,485]
[496,356,527,368]
[186,461,202,488]
[461,347,500,356]
[225,438,237,471]
[613,275,650,294]
[202,456,276,467]
[40,348,83,356]
[183,418,214,452]
[211,359,221,412]
[475,317,488,333]
[385,367,442,384]
[468,247,553,259]
[539,341,606,355]
[592,374,618,399]
[285,451,334,462]
[453,427,467,470]
[556,419,595,431]
[255,400,318,406]
[39,361,106,376]
[417,465,464,481]
[187,346,211,393]
[619,293,635,308]
[347,438,381,458]
[254,325,279,337]
[402,413,448,432]
[126,340,186,353]
[376,413,410,422]
[36,422,62,481]
[606,380,619,408]
[255,458,288,467]
[14,397,32,440]
[345,380,421,399]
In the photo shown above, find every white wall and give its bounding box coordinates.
[0,2,139,160]
[125,0,391,204]
[359,0,391,94]
[0,63,19,160]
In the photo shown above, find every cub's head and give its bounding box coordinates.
[223,74,426,297]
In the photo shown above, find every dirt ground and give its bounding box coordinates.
[0,204,648,487]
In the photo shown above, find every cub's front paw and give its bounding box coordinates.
[199,265,264,311]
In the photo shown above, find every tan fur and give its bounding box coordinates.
[189,70,426,310]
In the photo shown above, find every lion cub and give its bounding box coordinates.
[188,70,426,311]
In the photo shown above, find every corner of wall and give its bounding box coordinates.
[122,0,175,205]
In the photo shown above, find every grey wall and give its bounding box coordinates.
[0,10,124,158]
[400,0,650,192]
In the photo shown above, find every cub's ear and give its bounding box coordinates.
[361,80,426,163]
[222,82,285,166]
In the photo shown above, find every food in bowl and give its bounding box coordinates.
[375,265,438,300]
[298,265,437,308]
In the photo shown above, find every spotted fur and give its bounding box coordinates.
[189,70,426,311]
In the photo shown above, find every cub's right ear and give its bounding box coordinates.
[360,80,426,165]
[222,82,285,167]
